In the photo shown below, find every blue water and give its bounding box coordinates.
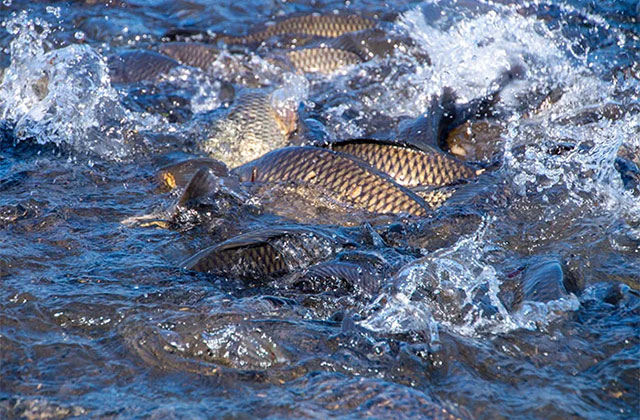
[0,0,638,418]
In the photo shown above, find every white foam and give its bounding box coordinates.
[0,12,160,160]
[270,72,309,119]
[391,6,568,111]
[359,216,584,340]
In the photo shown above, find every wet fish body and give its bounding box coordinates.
[228,91,295,138]
[157,42,220,70]
[182,226,348,279]
[156,157,229,191]
[330,140,482,188]
[413,186,458,209]
[220,14,376,45]
[293,260,381,296]
[285,47,362,74]
[233,146,431,216]
[266,27,421,75]
[107,50,179,83]
[200,91,296,167]
[185,236,288,279]
[328,28,425,62]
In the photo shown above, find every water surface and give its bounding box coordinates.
[0,0,638,418]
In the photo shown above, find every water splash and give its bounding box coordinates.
[270,71,309,128]
[0,12,158,160]
[504,82,640,225]
[358,290,440,343]
[365,5,572,117]
[360,217,581,340]
[158,66,228,114]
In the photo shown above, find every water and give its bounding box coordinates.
[0,0,639,418]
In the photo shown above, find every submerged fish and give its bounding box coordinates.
[397,67,523,155]
[107,50,180,83]
[157,42,221,70]
[412,186,458,209]
[219,14,375,45]
[182,226,350,279]
[232,146,431,216]
[328,27,426,62]
[444,119,505,160]
[291,259,382,297]
[123,165,245,231]
[200,90,297,167]
[503,259,579,312]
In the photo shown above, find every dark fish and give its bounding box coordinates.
[444,119,505,160]
[615,155,640,192]
[232,146,431,216]
[520,260,568,303]
[219,14,375,45]
[182,226,349,279]
[504,259,575,312]
[157,42,220,70]
[200,91,297,166]
[330,139,483,188]
[123,167,228,229]
[396,88,459,152]
[292,260,381,296]
[399,67,523,154]
[107,50,180,83]
[285,47,362,74]
[184,233,288,279]
[156,157,229,191]
[175,166,222,208]
[379,211,483,252]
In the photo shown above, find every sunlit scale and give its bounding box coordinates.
[233,146,432,216]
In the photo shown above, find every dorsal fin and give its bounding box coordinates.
[177,168,219,207]
[397,87,457,153]
[398,66,524,153]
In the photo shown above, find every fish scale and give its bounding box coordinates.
[158,42,220,70]
[296,261,381,295]
[233,146,430,216]
[201,91,294,167]
[331,141,482,188]
[414,187,457,209]
[183,226,348,278]
[185,241,287,277]
[220,14,375,45]
[286,47,361,74]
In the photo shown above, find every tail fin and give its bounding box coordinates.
[398,87,457,153]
